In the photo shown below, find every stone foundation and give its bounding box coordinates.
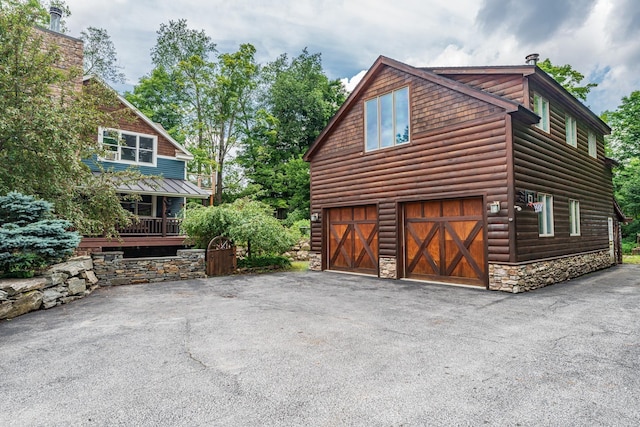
[309,253,322,271]
[92,250,206,286]
[489,250,613,293]
[379,257,398,279]
[0,257,98,320]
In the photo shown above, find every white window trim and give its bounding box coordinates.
[533,92,550,133]
[588,130,597,158]
[538,193,554,237]
[569,199,581,236]
[98,127,158,167]
[365,86,410,152]
[565,114,577,148]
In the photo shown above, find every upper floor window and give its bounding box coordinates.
[565,114,577,147]
[569,199,580,236]
[538,193,554,237]
[100,128,156,166]
[588,130,597,158]
[533,92,550,133]
[365,87,410,152]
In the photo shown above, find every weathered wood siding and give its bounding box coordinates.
[513,84,614,262]
[309,65,512,263]
[439,74,525,104]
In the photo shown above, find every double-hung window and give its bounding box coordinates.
[588,131,597,158]
[538,193,554,237]
[569,199,580,236]
[100,128,156,166]
[565,115,577,147]
[365,87,410,151]
[533,92,550,133]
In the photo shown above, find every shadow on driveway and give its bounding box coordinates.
[2,264,640,426]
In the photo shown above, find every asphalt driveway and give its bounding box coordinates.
[2,265,640,426]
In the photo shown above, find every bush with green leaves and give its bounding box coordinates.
[181,198,297,257]
[0,192,80,277]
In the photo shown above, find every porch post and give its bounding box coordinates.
[162,196,167,237]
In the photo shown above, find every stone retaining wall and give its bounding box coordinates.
[489,250,613,293]
[0,257,98,320]
[92,249,206,286]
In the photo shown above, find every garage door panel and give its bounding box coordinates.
[404,198,486,287]
[328,206,378,275]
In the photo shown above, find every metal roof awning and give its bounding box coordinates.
[98,173,211,199]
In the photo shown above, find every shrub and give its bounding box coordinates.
[237,255,291,269]
[0,192,80,277]
[622,241,636,255]
[181,198,297,257]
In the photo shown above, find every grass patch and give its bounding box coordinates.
[289,261,309,272]
[623,255,640,264]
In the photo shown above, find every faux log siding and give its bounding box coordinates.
[513,114,613,262]
[310,115,512,262]
[441,74,525,104]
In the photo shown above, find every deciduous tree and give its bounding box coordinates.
[80,26,126,84]
[0,1,139,237]
[538,58,597,102]
[238,49,347,217]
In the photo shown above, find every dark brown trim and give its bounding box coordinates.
[505,114,517,263]
[79,236,188,248]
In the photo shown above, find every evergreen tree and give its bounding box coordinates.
[0,192,80,277]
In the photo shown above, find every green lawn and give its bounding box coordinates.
[289,261,309,272]
[623,255,640,264]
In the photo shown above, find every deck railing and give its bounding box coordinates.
[118,218,181,236]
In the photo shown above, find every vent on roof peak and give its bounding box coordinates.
[525,53,540,66]
[49,6,62,32]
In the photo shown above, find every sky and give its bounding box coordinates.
[60,0,640,115]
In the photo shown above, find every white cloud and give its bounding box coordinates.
[61,0,639,114]
[340,70,367,93]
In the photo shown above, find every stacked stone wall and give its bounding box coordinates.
[379,257,398,279]
[91,250,206,286]
[0,257,98,320]
[489,250,613,293]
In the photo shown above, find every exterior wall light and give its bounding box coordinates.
[310,213,320,222]
[490,201,501,214]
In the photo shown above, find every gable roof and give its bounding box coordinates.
[426,65,610,135]
[83,76,193,161]
[304,56,538,161]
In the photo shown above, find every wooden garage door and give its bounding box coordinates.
[327,206,378,275]
[404,198,486,287]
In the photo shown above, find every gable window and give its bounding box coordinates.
[100,128,156,165]
[533,92,550,133]
[588,130,597,158]
[569,199,580,236]
[565,114,577,147]
[538,193,554,237]
[365,86,410,151]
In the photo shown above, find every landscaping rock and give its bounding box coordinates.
[0,277,47,297]
[67,278,87,296]
[4,290,43,319]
